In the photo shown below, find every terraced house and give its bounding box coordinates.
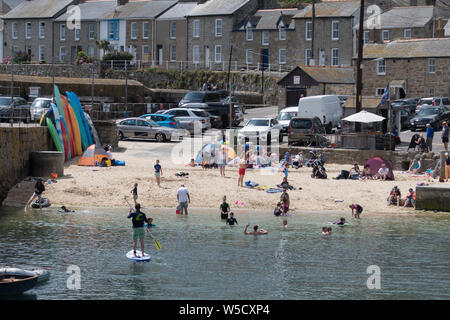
[2,0,76,63]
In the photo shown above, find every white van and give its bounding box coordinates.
[277,106,298,135]
[298,95,343,133]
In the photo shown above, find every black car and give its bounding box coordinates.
[0,96,31,123]
[392,97,420,114]
[178,91,224,106]
[409,107,450,131]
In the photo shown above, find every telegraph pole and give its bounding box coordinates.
[355,0,365,132]
[311,0,315,65]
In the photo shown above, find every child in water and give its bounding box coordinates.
[333,217,346,225]
[322,226,332,235]
[226,212,238,226]
[220,196,230,220]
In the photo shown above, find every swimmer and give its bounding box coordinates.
[220,196,230,220]
[226,212,238,226]
[327,226,332,235]
[60,206,74,213]
[244,224,268,235]
[282,219,288,229]
[333,217,346,225]
[322,226,328,235]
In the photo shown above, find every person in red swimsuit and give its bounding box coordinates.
[238,160,246,187]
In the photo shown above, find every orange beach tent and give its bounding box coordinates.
[77,144,109,166]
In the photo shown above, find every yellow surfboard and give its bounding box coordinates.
[69,106,82,156]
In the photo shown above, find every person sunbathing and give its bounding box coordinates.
[349,163,361,180]
[361,165,372,180]
[408,159,422,174]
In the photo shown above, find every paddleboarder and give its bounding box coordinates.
[127,203,152,258]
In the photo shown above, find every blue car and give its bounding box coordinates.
[139,114,180,129]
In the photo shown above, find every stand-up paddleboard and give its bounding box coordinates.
[67,92,88,151]
[51,103,64,157]
[60,95,76,157]
[60,116,71,160]
[126,250,151,262]
[46,118,63,152]
[69,92,93,146]
[84,112,101,147]
[68,106,82,156]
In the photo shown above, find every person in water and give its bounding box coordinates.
[333,217,346,225]
[349,204,363,219]
[220,196,230,220]
[282,219,288,229]
[244,224,268,235]
[226,212,238,226]
[60,206,74,213]
[127,203,152,258]
[25,178,46,213]
[274,202,283,216]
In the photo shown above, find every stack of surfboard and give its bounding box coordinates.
[41,85,100,161]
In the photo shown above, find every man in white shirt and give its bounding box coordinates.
[377,163,389,180]
[177,184,190,215]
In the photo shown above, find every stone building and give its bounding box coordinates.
[292,1,361,67]
[356,38,450,98]
[2,0,76,63]
[0,0,25,60]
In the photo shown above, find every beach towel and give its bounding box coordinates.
[245,181,259,188]
[267,188,283,193]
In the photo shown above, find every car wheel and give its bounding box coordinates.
[118,131,124,140]
[155,133,166,142]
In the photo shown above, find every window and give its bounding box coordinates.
[246,49,253,64]
[39,45,45,62]
[170,45,176,62]
[377,59,386,75]
[193,20,200,38]
[131,22,137,39]
[12,22,18,39]
[59,46,66,62]
[382,30,389,41]
[39,22,45,39]
[170,22,176,39]
[25,22,32,39]
[363,30,370,44]
[60,24,66,41]
[404,29,411,39]
[305,48,312,65]
[279,48,286,64]
[75,27,80,41]
[88,24,95,40]
[428,58,435,74]
[376,88,385,96]
[331,48,339,66]
[108,20,119,40]
[262,31,269,45]
[142,45,149,60]
[246,26,253,41]
[215,45,221,63]
[193,45,200,63]
[279,27,286,40]
[331,21,339,40]
[12,46,19,54]
[88,45,95,57]
[306,21,312,40]
[215,19,222,37]
[143,22,149,39]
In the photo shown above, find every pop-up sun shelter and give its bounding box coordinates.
[195,143,237,165]
[364,156,394,180]
[77,144,109,166]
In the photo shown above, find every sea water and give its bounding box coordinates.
[0,206,449,300]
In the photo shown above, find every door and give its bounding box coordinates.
[261,49,269,70]
[136,119,150,138]
[286,88,306,107]
[205,46,210,68]
[71,46,77,62]
[157,45,163,65]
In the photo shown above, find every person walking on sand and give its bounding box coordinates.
[218,145,227,177]
[442,121,449,151]
[131,183,138,205]
[127,203,152,258]
[25,178,46,213]
[177,184,190,215]
[154,160,162,187]
[238,159,246,187]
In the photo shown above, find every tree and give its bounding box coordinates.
[95,39,111,53]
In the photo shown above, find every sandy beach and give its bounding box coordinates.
[14,142,438,215]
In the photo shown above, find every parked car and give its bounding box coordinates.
[399,109,413,130]
[416,97,450,113]
[181,103,241,128]
[160,108,212,134]
[139,113,180,129]
[298,95,343,133]
[238,118,284,144]
[30,97,53,122]
[287,116,328,146]
[116,118,186,142]
[409,107,450,131]
[221,95,246,114]
[277,106,298,136]
[0,96,30,123]
[391,97,420,113]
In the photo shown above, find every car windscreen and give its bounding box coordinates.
[192,110,209,117]
[418,108,439,116]
[31,99,51,108]
[278,112,297,121]
[246,120,269,127]
[418,99,433,105]
[183,92,204,101]
[290,119,312,129]
[0,97,12,106]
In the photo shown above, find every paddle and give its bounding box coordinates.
[124,196,162,251]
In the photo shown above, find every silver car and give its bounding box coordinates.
[30,97,53,122]
[160,108,212,134]
[238,118,284,144]
[116,118,186,142]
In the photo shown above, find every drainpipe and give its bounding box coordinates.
[152,19,155,66]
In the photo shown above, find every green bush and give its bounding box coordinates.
[102,50,133,61]
[76,51,94,65]
[13,51,31,64]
